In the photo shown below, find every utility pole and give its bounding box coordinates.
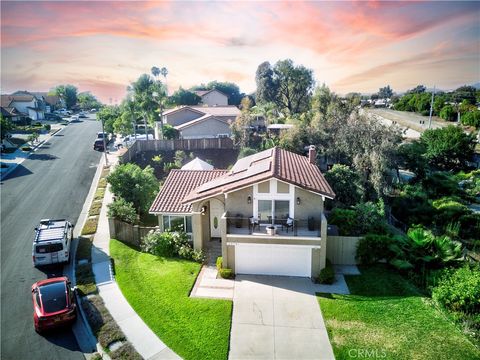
[428,85,436,129]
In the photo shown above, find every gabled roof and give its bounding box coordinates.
[2,94,35,102]
[174,114,231,130]
[149,170,228,214]
[162,105,240,118]
[194,89,229,98]
[183,147,335,204]
[181,157,214,171]
[162,106,205,117]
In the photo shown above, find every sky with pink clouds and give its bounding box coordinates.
[1,1,479,104]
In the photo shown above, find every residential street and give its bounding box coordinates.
[1,116,101,360]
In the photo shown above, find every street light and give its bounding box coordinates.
[100,115,109,166]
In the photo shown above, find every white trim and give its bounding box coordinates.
[227,242,320,249]
[253,179,295,220]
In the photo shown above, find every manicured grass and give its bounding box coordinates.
[75,263,97,296]
[110,239,232,360]
[89,200,103,217]
[82,217,99,235]
[318,265,480,360]
[94,188,106,201]
[76,236,93,262]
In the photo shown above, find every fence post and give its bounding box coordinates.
[108,218,116,240]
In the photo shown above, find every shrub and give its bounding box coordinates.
[328,208,357,235]
[75,263,97,295]
[216,256,223,270]
[356,234,395,264]
[458,213,480,240]
[316,260,335,284]
[432,196,471,229]
[219,268,233,279]
[163,162,179,174]
[21,146,32,151]
[94,188,105,201]
[107,198,137,224]
[141,230,203,262]
[110,342,142,360]
[432,264,480,314]
[461,109,480,128]
[44,124,51,131]
[238,147,257,159]
[89,200,103,217]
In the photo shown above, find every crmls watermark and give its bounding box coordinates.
[348,348,387,358]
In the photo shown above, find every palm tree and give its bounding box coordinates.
[160,67,168,94]
[151,66,160,80]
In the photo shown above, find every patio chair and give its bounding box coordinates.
[235,213,243,228]
[249,216,260,233]
[283,217,294,233]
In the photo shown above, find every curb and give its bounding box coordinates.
[0,125,66,181]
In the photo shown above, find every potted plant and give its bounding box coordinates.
[266,225,276,235]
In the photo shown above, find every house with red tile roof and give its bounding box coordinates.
[150,146,335,278]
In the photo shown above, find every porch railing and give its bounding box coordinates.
[224,214,321,237]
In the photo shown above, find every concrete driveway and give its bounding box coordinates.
[229,275,335,360]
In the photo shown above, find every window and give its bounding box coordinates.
[277,181,290,194]
[257,200,290,224]
[36,243,63,253]
[163,215,192,233]
[258,181,270,193]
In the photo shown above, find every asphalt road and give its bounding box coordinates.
[1,116,101,360]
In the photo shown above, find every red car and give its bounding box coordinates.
[31,277,77,332]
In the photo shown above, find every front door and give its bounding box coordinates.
[210,200,223,238]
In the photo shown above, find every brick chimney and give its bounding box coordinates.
[308,145,316,164]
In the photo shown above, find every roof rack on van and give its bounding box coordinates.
[34,219,69,243]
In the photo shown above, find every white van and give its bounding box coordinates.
[32,219,73,266]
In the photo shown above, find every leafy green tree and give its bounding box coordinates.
[130,73,167,137]
[98,105,121,134]
[461,109,480,128]
[378,85,393,99]
[440,104,457,121]
[107,163,159,214]
[0,115,13,141]
[397,141,428,179]
[107,198,137,223]
[433,95,446,115]
[169,88,201,106]
[420,125,475,171]
[77,92,101,110]
[51,84,78,109]
[162,124,177,139]
[452,85,477,105]
[407,85,426,94]
[231,97,255,148]
[255,59,314,116]
[311,84,336,118]
[324,164,362,207]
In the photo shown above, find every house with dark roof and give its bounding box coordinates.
[194,89,229,106]
[1,93,45,120]
[150,146,335,278]
[155,105,240,139]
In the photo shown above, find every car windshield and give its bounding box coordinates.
[40,281,67,313]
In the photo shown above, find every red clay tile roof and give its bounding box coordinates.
[182,147,335,204]
[149,169,228,214]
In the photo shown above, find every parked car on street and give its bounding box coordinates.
[93,138,105,151]
[32,219,73,266]
[31,276,77,332]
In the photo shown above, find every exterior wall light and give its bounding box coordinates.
[247,196,252,204]
[201,206,207,215]
[296,197,301,205]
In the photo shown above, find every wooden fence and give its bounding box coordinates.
[326,235,362,265]
[108,218,159,247]
[119,138,234,164]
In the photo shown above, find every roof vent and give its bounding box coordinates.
[308,145,316,165]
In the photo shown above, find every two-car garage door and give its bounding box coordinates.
[235,243,312,277]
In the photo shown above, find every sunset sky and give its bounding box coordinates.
[1,1,479,103]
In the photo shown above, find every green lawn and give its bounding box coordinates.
[318,265,480,360]
[110,239,232,360]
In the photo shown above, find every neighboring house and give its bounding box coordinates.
[194,89,229,106]
[181,157,214,170]
[1,94,44,120]
[1,96,30,123]
[150,146,335,278]
[156,105,240,139]
[267,123,294,136]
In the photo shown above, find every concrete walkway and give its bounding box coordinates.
[90,152,180,360]
[229,275,336,360]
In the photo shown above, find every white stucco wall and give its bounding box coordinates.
[201,91,228,106]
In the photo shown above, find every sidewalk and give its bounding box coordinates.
[0,122,65,180]
[91,152,180,360]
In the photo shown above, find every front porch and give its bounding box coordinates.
[225,215,322,238]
